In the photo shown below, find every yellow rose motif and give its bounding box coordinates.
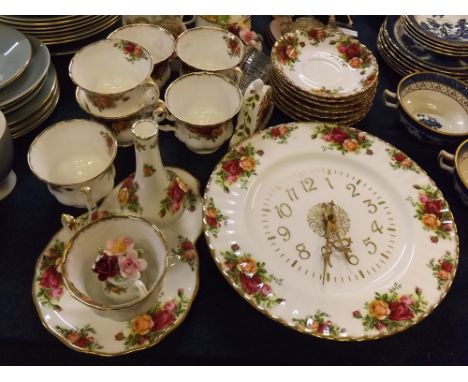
[67,332,80,343]
[239,156,256,172]
[348,57,363,68]
[117,187,129,204]
[400,158,412,168]
[206,208,217,218]
[368,300,390,320]
[421,213,441,230]
[343,138,359,152]
[132,314,154,335]
[437,269,450,281]
[237,257,258,276]
[279,126,289,136]
[311,321,320,331]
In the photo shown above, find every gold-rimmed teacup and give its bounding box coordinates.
[27,119,117,207]
[154,72,243,154]
[175,27,245,85]
[61,215,169,322]
[439,139,468,206]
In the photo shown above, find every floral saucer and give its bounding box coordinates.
[272,29,378,98]
[33,167,202,356]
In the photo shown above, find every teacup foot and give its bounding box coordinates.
[0,170,16,200]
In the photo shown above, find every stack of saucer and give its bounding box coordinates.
[271,28,378,125]
[377,16,468,82]
[0,24,59,138]
[0,16,120,55]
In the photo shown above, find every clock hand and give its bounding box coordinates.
[320,203,334,285]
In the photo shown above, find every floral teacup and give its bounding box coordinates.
[195,15,252,31]
[154,72,243,154]
[62,215,169,322]
[175,27,245,85]
[108,24,175,88]
[439,139,468,206]
[69,39,158,115]
[27,119,117,207]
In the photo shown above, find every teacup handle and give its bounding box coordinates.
[438,150,455,173]
[80,186,98,224]
[142,79,160,108]
[383,89,399,109]
[134,280,148,297]
[152,100,177,132]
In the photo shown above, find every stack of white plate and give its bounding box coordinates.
[271,28,379,125]
[0,24,59,138]
[377,16,468,82]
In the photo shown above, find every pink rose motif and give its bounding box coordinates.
[322,133,333,142]
[424,199,444,218]
[388,301,414,321]
[374,321,385,331]
[399,295,413,306]
[330,128,350,144]
[152,310,176,331]
[260,284,273,297]
[419,194,429,203]
[104,237,135,257]
[51,287,64,298]
[168,181,186,204]
[239,30,258,46]
[222,159,243,178]
[40,267,62,289]
[118,251,147,280]
[163,300,177,313]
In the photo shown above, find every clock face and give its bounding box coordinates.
[204,122,458,340]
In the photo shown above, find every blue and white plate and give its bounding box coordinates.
[0,24,32,89]
[407,15,468,47]
[0,35,50,108]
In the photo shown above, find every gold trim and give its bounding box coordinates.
[175,26,245,71]
[0,15,91,26]
[69,38,153,96]
[164,71,243,128]
[454,139,468,189]
[108,23,175,66]
[202,122,460,342]
[61,215,170,311]
[131,119,159,140]
[0,31,32,89]
[3,16,108,34]
[27,119,118,186]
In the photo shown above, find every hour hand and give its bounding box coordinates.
[321,243,333,285]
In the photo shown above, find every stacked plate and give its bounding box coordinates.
[0,24,59,138]
[271,28,378,125]
[0,16,120,55]
[377,16,468,82]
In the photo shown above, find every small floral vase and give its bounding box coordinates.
[115,120,188,226]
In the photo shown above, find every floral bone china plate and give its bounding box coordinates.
[272,29,378,98]
[203,122,458,341]
[33,167,201,356]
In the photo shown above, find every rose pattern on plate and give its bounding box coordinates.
[273,33,302,67]
[386,148,420,173]
[159,172,196,217]
[312,86,345,96]
[114,289,189,350]
[311,124,374,155]
[292,310,343,337]
[407,184,453,242]
[214,143,264,192]
[262,124,298,144]
[186,125,224,142]
[204,197,228,237]
[88,93,129,112]
[221,244,284,309]
[353,284,428,333]
[171,236,197,271]
[332,34,374,70]
[428,251,456,290]
[56,324,103,351]
[100,131,115,155]
[223,35,241,57]
[113,40,147,63]
[300,28,331,46]
[118,175,143,214]
[143,163,156,177]
[36,240,65,311]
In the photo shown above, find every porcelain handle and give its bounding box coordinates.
[61,213,78,232]
[134,280,148,297]
[383,89,399,109]
[142,79,160,108]
[80,186,97,225]
[438,150,455,173]
[152,100,177,132]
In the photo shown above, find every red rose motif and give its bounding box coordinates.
[181,240,194,251]
[222,159,243,177]
[239,273,262,295]
[92,254,119,281]
[123,42,136,54]
[345,43,361,59]
[317,323,325,334]
[168,181,185,203]
[152,310,176,331]
[206,216,218,228]
[440,260,453,273]
[424,199,444,218]
[338,44,348,54]
[74,337,90,348]
[40,267,62,289]
[271,127,280,138]
[393,152,407,162]
[122,176,134,189]
[388,301,414,321]
[374,321,385,331]
[330,128,350,144]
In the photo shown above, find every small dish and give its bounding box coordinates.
[0,24,32,89]
[439,139,468,205]
[406,15,468,47]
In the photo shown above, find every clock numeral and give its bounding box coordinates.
[362,237,377,255]
[286,187,299,202]
[363,199,378,214]
[300,177,318,192]
[346,183,361,198]
[295,243,311,260]
[274,203,292,219]
[324,177,334,189]
[371,220,384,234]
[277,226,291,241]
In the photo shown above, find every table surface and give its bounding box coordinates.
[1,16,467,365]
